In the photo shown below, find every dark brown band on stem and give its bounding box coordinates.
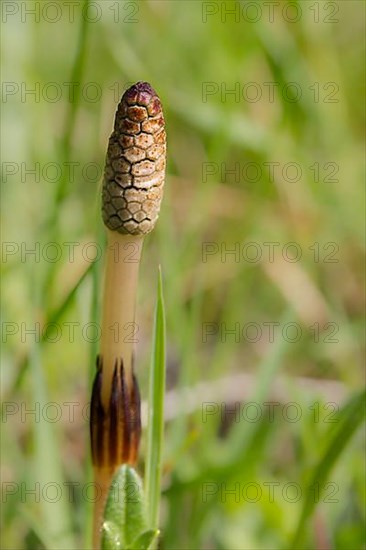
[90,356,141,468]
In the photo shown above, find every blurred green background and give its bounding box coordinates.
[1,1,365,549]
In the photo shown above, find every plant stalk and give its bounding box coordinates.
[100,231,143,406]
[92,232,143,549]
[90,80,166,549]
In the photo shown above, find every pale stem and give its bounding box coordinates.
[92,230,143,549]
[100,230,144,409]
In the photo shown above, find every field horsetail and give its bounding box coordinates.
[90,81,166,549]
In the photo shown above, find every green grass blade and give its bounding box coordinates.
[57,0,90,204]
[145,267,166,531]
[29,326,75,549]
[12,262,94,392]
[291,388,366,548]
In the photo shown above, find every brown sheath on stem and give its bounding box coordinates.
[90,356,141,468]
[90,81,166,549]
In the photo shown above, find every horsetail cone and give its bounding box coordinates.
[102,81,166,235]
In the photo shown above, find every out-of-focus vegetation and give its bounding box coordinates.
[1,1,365,549]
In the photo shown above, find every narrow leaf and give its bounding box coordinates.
[145,267,166,530]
